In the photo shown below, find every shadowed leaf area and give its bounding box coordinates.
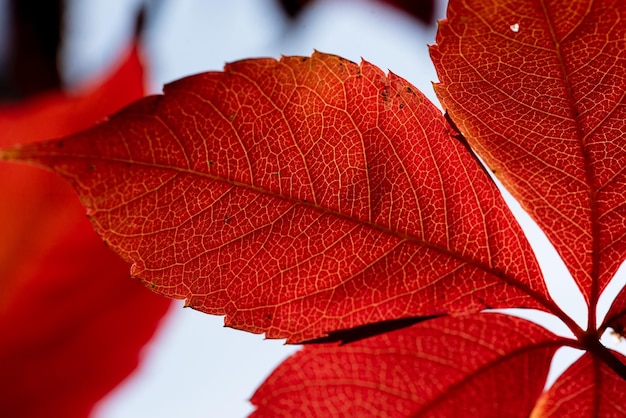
[301,315,441,345]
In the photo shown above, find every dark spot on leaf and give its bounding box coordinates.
[381,87,390,102]
[477,297,495,310]
[209,160,214,166]
[399,103,404,109]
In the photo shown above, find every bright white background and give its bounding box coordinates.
[4,1,625,417]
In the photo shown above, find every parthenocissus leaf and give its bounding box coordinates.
[431,0,626,305]
[0,43,171,418]
[603,285,626,338]
[251,313,562,418]
[530,352,626,418]
[1,51,555,343]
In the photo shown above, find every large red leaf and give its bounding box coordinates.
[251,313,562,417]
[430,0,626,306]
[1,52,557,343]
[530,352,626,417]
[0,44,171,417]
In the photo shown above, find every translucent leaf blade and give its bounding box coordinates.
[251,314,561,417]
[2,52,552,342]
[530,352,626,417]
[431,0,626,303]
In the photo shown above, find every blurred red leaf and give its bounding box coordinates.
[1,51,560,343]
[251,314,562,417]
[0,43,171,418]
[530,352,626,417]
[277,0,435,24]
[430,0,626,308]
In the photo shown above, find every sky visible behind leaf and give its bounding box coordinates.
[4,0,625,417]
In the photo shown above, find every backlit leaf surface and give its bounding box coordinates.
[251,313,561,418]
[0,44,171,418]
[431,0,626,305]
[2,52,555,342]
[530,352,626,418]
[603,285,626,338]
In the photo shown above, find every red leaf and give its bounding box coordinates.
[430,0,626,305]
[530,352,626,417]
[602,285,626,338]
[0,44,171,418]
[2,52,556,342]
[251,314,562,417]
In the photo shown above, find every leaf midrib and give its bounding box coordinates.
[539,0,600,326]
[17,145,567,318]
